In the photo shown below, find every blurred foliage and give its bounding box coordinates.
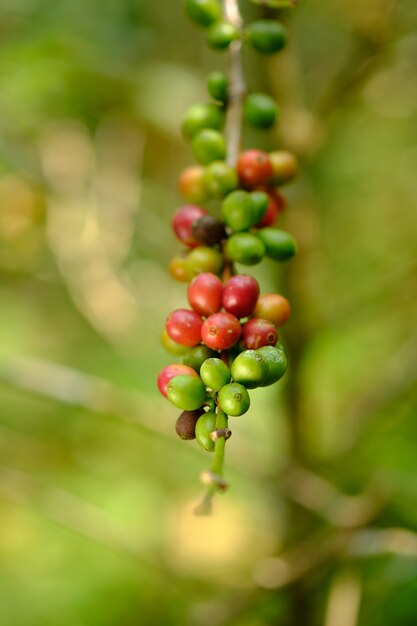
[0,0,417,625]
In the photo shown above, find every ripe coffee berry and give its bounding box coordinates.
[192,215,226,245]
[187,272,223,316]
[166,309,203,347]
[172,205,207,247]
[201,312,241,350]
[222,274,260,318]
[157,363,199,398]
[175,408,205,440]
[255,190,285,228]
[242,317,278,350]
[237,149,273,187]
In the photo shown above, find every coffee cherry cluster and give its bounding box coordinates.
[159,270,290,424]
[158,0,298,502]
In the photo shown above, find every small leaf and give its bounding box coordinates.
[249,0,298,7]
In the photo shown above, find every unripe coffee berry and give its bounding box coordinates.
[157,363,199,397]
[182,103,224,139]
[207,21,239,50]
[225,232,265,265]
[168,255,189,282]
[192,215,226,245]
[222,274,260,318]
[269,150,299,186]
[201,312,241,350]
[254,293,291,327]
[192,129,226,165]
[246,19,287,55]
[172,205,208,247]
[186,245,224,278]
[207,70,229,102]
[166,308,203,347]
[160,328,189,356]
[244,93,278,130]
[257,345,287,386]
[204,161,238,198]
[167,374,207,411]
[242,317,278,350]
[221,190,255,232]
[184,0,222,28]
[230,349,268,389]
[237,149,273,187]
[218,382,250,416]
[187,272,223,316]
[195,411,217,451]
[256,227,297,261]
[178,165,209,204]
[200,357,231,390]
[175,408,205,439]
[183,344,217,372]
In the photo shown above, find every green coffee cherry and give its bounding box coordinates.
[207,21,239,50]
[161,328,189,356]
[186,245,224,277]
[246,20,287,55]
[256,228,297,261]
[249,191,269,223]
[204,161,238,197]
[207,71,229,102]
[184,0,221,28]
[195,411,217,451]
[225,232,265,265]
[244,93,278,129]
[183,345,217,372]
[182,103,224,139]
[192,129,226,164]
[257,345,287,386]
[218,382,250,416]
[221,190,255,232]
[200,357,231,390]
[230,350,269,389]
[167,375,207,410]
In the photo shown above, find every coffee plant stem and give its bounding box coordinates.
[224,0,246,167]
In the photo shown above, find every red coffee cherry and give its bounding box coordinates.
[242,317,278,349]
[172,205,208,247]
[166,308,203,346]
[222,274,260,318]
[187,272,223,316]
[201,312,242,350]
[237,149,273,187]
[157,363,199,397]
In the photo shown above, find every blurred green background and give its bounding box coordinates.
[0,0,417,624]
